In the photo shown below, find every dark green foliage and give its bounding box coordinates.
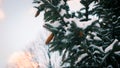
[33,0,120,68]
[80,0,93,21]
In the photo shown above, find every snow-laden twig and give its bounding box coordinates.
[105,39,118,53]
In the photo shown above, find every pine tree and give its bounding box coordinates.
[33,0,120,68]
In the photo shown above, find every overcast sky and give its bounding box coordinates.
[0,0,46,67]
[0,0,86,68]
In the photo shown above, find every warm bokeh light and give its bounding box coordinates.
[0,0,5,21]
[8,51,40,68]
[0,9,5,21]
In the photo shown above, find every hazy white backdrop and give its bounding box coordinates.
[0,0,86,68]
[0,0,46,67]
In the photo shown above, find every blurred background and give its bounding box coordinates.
[0,0,45,67]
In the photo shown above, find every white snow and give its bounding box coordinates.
[91,32,96,36]
[65,30,71,36]
[62,39,68,43]
[58,0,65,7]
[60,9,67,16]
[67,0,83,12]
[94,35,102,41]
[105,39,118,53]
[86,35,92,40]
[63,17,72,23]
[95,23,100,27]
[93,51,101,55]
[90,44,104,53]
[75,53,88,64]
[46,8,51,12]
[47,21,61,27]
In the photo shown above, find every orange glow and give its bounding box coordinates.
[0,9,5,21]
[8,51,40,68]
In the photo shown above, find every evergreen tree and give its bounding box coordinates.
[33,0,120,67]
